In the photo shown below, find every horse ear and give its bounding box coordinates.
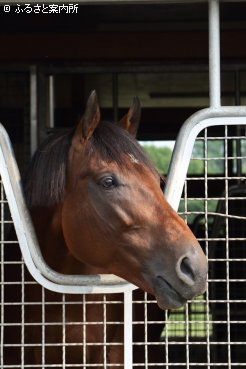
[118,97,141,138]
[72,90,100,149]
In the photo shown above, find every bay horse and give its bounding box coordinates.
[4,91,207,368]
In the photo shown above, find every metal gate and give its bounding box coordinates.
[1,0,246,368]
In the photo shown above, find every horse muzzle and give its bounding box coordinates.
[152,246,208,310]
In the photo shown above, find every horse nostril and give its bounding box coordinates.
[177,255,195,287]
[181,257,195,281]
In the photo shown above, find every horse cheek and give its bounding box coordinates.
[61,197,110,268]
[61,196,88,261]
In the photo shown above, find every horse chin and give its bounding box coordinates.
[153,277,188,310]
[155,293,187,310]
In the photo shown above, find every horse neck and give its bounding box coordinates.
[30,205,102,276]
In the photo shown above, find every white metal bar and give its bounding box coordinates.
[124,290,133,369]
[204,128,211,368]
[103,295,107,369]
[0,183,4,367]
[42,287,46,367]
[209,0,221,108]
[30,66,38,156]
[224,126,231,369]
[48,75,55,130]
[82,294,87,367]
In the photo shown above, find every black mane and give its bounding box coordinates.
[24,121,158,208]
[24,129,73,208]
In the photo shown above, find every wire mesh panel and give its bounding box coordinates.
[131,123,246,368]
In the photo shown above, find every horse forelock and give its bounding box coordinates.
[24,121,159,208]
[88,121,158,174]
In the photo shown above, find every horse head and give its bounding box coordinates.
[61,91,207,310]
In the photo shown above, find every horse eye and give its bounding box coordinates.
[100,176,117,189]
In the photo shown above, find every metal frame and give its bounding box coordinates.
[165,107,246,211]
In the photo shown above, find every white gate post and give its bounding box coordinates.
[124,290,133,369]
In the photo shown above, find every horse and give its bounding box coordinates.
[4,91,207,368]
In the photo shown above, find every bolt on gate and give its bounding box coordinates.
[1,0,246,368]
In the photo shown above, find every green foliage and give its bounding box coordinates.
[188,159,204,175]
[188,139,225,175]
[141,145,172,175]
[142,140,225,176]
[162,296,213,338]
[142,138,246,176]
